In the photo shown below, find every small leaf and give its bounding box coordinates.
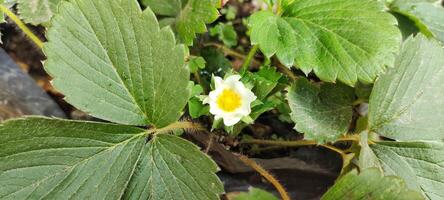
[390,0,444,43]
[44,0,190,127]
[233,188,279,200]
[321,168,423,200]
[358,131,382,171]
[188,56,206,73]
[287,78,354,143]
[17,0,63,25]
[371,141,444,200]
[249,0,402,85]
[142,0,220,46]
[123,134,224,200]
[368,34,444,141]
[210,22,238,47]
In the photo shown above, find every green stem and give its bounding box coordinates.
[241,45,259,72]
[147,121,204,135]
[276,0,283,16]
[0,5,44,49]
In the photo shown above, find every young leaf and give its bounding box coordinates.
[17,0,63,25]
[287,78,354,143]
[371,141,444,200]
[123,134,224,200]
[0,117,224,200]
[44,0,190,127]
[233,188,279,200]
[209,22,238,47]
[0,117,146,199]
[368,34,444,141]
[249,0,402,86]
[390,0,444,43]
[321,168,423,200]
[142,0,220,46]
[358,131,382,171]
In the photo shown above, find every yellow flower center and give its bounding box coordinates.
[216,89,242,112]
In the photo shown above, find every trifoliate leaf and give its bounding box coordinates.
[287,78,354,143]
[142,0,220,46]
[123,134,224,200]
[371,141,444,200]
[17,0,63,25]
[0,117,146,199]
[390,0,444,42]
[243,66,283,100]
[321,168,423,200]
[368,34,444,141]
[209,22,238,47]
[249,11,297,67]
[249,0,402,86]
[188,56,206,73]
[233,188,279,200]
[44,0,190,127]
[0,117,224,200]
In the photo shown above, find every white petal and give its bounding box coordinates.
[209,101,223,116]
[223,114,243,126]
[225,75,242,83]
[213,76,224,89]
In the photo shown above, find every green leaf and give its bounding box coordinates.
[209,22,238,47]
[368,34,444,141]
[0,117,224,200]
[358,131,382,171]
[390,0,444,42]
[249,11,297,67]
[371,141,444,200]
[123,134,224,200]
[188,56,206,73]
[44,0,190,127]
[233,188,279,200]
[243,66,283,100]
[16,0,63,25]
[249,0,402,86]
[287,78,354,143]
[321,168,423,200]
[142,0,220,46]
[0,117,146,199]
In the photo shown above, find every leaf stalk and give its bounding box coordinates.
[0,5,44,49]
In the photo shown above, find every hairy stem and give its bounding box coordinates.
[238,155,291,200]
[241,45,259,72]
[147,121,204,135]
[0,5,44,49]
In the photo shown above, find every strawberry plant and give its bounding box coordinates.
[0,0,443,199]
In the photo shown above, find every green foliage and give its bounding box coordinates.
[371,141,444,199]
[287,78,354,143]
[233,188,279,200]
[389,0,444,42]
[249,0,402,86]
[123,134,224,200]
[210,22,238,47]
[16,0,62,25]
[321,168,423,200]
[142,0,220,46]
[44,0,190,127]
[368,34,444,141]
[249,11,297,67]
[188,56,206,73]
[0,117,223,200]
